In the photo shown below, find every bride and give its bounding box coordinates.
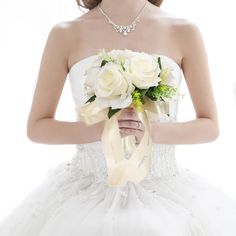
[0,0,236,235]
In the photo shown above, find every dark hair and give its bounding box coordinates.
[76,0,163,11]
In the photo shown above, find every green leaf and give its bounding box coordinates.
[145,85,178,101]
[85,95,96,104]
[158,57,162,70]
[141,88,148,97]
[146,86,157,101]
[101,60,109,67]
[108,107,121,119]
[120,61,126,71]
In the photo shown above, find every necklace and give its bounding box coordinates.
[98,0,147,36]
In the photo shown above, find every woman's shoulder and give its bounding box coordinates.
[48,10,100,37]
[154,8,199,31]
[48,18,85,33]
[170,16,200,34]
[167,16,203,48]
[45,16,91,46]
[156,11,202,44]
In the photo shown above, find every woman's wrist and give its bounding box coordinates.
[150,122,158,143]
[96,120,105,142]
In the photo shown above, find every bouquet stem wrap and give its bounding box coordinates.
[77,97,170,187]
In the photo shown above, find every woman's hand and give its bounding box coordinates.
[117,107,145,143]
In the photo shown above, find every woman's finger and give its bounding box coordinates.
[119,128,144,143]
[118,120,143,130]
[118,108,138,121]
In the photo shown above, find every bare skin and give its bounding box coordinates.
[27,1,219,145]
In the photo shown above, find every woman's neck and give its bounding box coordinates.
[99,0,149,23]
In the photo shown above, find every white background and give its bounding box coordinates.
[0,0,236,221]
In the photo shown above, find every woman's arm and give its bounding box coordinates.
[151,20,219,144]
[151,118,219,144]
[27,22,103,144]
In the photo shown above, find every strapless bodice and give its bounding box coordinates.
[67,51,183,185]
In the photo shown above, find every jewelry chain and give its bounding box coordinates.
[98,0,148,36]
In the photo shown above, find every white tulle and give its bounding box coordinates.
[1,53,236,236]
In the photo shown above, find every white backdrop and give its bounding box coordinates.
[0,0,235,221]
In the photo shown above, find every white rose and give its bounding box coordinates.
[84,62,100,97]
[94,61,135,109]
[124,52,161,89]
[158,56,177,87]
[108,49,134,63]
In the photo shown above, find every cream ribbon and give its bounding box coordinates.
[76,97,170,187]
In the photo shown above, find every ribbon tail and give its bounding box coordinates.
[122,135,136,155]
[101,110,128,186]
[107,109,153,187]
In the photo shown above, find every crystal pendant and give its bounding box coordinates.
[98,1,146,36]
[113,17,140,36]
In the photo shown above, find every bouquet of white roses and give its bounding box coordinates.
[77,48,179,187]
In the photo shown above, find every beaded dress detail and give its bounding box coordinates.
[0,52,236,236]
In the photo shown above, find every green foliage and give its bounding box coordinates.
[101,60,109,67]
[108,107,121,119]
[146,85,178,101]
[131,89,143,111]
[85,95,96,104]
[132,88,148,104]
[100,57,115,67]
[157,56,162,70]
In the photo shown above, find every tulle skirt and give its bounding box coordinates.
[0,158,236,236]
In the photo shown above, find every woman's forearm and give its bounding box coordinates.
[151,118,219,144]
[27,118,104,144]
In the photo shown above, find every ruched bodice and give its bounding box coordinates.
[68,51,183,184]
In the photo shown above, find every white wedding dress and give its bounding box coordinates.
[0,52,236,236]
